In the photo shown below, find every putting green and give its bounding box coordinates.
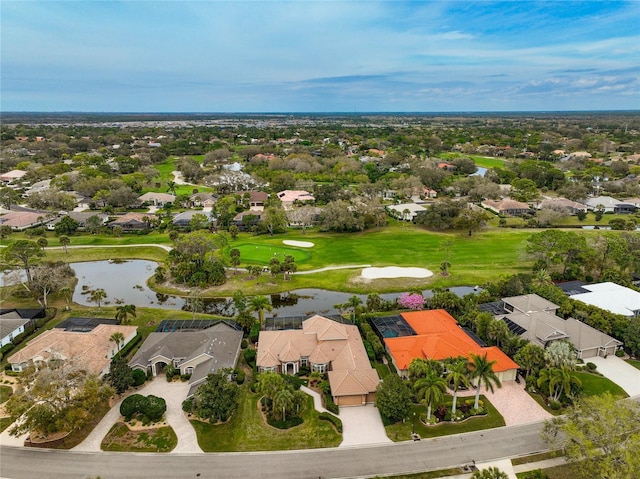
[233,243,312,265]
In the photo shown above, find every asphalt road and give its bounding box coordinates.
[0,422,548,479]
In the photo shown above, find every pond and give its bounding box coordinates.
[71,260,481,318]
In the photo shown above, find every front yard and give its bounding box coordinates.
[191,386,341,452]
[385,395,505,442]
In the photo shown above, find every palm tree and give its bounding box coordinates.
[346,295,362,321]
[273,388,295,421]
[538,366,581,402]
[413,370,447,421]
[59,235,70,254]
[532,268,553,288]
[115,304,137,324]
[90,288,107,311]
[167,181,177,196]
[487,319,509,348]
[249,295,273,330]
[445,358,470,414]
[109,332,125,352]
[468,353,502,410]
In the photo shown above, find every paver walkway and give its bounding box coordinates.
[458,380,551,426]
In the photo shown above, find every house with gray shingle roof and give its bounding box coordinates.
[128,322,243,398]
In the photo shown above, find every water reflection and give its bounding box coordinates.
[71,260,480,318]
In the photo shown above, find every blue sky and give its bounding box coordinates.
[2,1,639,112]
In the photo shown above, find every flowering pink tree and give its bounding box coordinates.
[398,292,425,310]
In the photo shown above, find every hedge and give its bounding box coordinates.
[324,393,339,415]
[113,333,143,361]
[266,415,304,429]
[318,412,343,433]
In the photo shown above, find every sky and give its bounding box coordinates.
[2,1,640,112]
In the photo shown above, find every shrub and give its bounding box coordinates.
[141,395,167,422]
[586,362,597,372]
[165,364,178,381]
[249,323,260,343]
[318,412,343,433]
[182,397,194,414]
[282,374,304,390]
[266,415,303,429]
[241,339,248,349]
[132,369,147,387]
[235,370,245,385]
[120,394,146,420]
[324,394,339,415]
[615,349,624,357]
[244,348,256,365]
[549,400,562,410]
[434,405,447,421]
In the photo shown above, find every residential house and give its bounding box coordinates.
[47,212,109,231]
[481,199,533,216]
[568,282,640,318]
[0,211,47,231]
[0,170,27,183]
[129,322,243,398]
[233,209,263,230]
[138,192,176,207]
[378,310,519,383]
[257,315,380,406]
[437,162,457,172]
[277,190,315,209]
[0,312,31,348]
[7,323,138,376]
[172,210,214,228]
[583,195,623,213]
[237,191,269,209]
[537,197,588,215]
[480,294,623,358]
[189,192,217,208]
[109,212,156,231]
[386,203,426,221]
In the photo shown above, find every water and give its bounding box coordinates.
[71,260,481,317]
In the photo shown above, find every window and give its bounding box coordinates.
[311,363,326,374]
[300,357,308,367]
[185,367,194,375]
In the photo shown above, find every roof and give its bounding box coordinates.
[138,192,176,203]
[110,212,156,226]
[502,295,559,314]
[384,310,519,372]
[0,317,30,340]
[0,170,27,181]
[482,199,531,212]
[570,282,640,317]
[0,211,45,228]
[129,324,242,370]
[257,315,379,397]
[583,196,623,208]
[172,210,212,225]
[538,198,587,211]
[7,324,137,375]
[276,190,315,203]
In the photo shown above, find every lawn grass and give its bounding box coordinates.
[146,156,214,196]
[44,246,168,264]
[101,422,177,452]
[0,385,13,404]
[374,468,465,479]
[518,463,575,479]
[626,359,640,371]
[385,395,505,442]
[373,361,392,379]
[0,417,13,433]
[191,387,341,451]
[232,243,313,266]
[573,371,628,399]
[438,152,508,169]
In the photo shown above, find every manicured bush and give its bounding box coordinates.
[267,415,303,429]
[549,400,562,410]
[182,397,194,414]
[141,395,167,422]
[615,349,624,357]
[325,394,339,415]
[113,333,143,361]
[318,412,343,433]
[249,323,260,343]
[586,362,597,372]
[241,339,248,349]
[120,394,146,420]
[235,369,245,385]
[282,374,304,390]
[132,369,147,387]
[244,348,256,365]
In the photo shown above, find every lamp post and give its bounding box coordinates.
[412,412,416,435]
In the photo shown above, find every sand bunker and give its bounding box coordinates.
[361,266,433,280]
[282,240,315,248]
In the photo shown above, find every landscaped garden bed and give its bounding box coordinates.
[101,422,177,452]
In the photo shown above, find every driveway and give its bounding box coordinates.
[73,377,202,453]
[338,404,392,447]
[459,380,551,426]
[586,355,640,397]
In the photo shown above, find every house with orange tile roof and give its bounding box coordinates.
[380,310,519,383]
[276,190,315,209]
[257,315,380,406]
[7,323,138,376]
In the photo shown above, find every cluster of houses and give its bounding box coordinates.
[5,279,635,408]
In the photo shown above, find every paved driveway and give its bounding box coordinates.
[73,377,202,453]
[459,380,551,426]
[586,356,640,397]
[338,404,392,447]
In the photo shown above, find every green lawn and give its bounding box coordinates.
[626,359,640,371]
[0,385,13,404]
[373,361,392,379]
[573,371,628,399]
[101,423,177,452]
[438,152,507,169]
[0,417,13,433]
[191,387,341,452]
[385,396,505,442]
[145,156,214,196]
[233,243,313,266]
